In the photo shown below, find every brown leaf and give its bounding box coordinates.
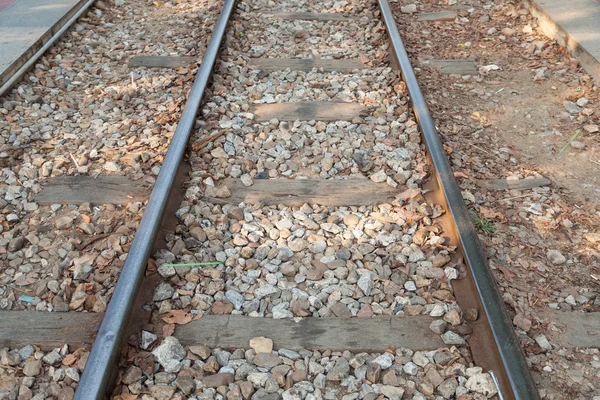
[161,310,193,325]
[61,354,78,366]
[162,323,175,337]
[396,188,421,202]
[479,206,504,221]
[498,265,516,282]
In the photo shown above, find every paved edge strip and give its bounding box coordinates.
[378,0,541,399]
[523,0,600,83]
[0,0,94,96]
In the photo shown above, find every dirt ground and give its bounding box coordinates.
[391,0,600,398]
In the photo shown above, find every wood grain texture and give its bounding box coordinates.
[417,11,458,21]
[35,176,151,205]
[249,58,364,72]
[478,177,551,191]
[427,59,478,75]
[208,178,399,206]
[542,311,600,348]
[0,311,102,350]
[252,102,368,122]
[175,315,444,351]
[265,12,351,21]
[128,55,197,68]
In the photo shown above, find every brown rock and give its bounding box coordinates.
[57,387,75,400]
[366,362,382,383]
[443,309,461,326]
[150,385,176,400]
[455,324,473,335]
[357,304,373,318]
[330,302,352,318]
[203,373,234,388]
[463,308,479,322]
[425,367,444,387]
[306,267,325,281]
[189,345,212,360]
[249,337,273,354]
[290,368,307,382]
[272,365,291,386]
[382,370,400,386]
[239,381,255,399]
[404,305,424,316]
[253,353,282,368]
[432,253,451,268]
[501,27,516,36]
[211,301,233,315]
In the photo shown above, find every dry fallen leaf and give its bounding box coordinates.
[396,188,421,202]
[479,206,504,221]
[161,310,193,325]
[62,353,78,366]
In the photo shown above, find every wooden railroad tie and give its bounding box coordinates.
[425,59,479,75]
[35,176,151,205]
[251,101,369,122]
[128,55,198,68]
[249,58,365,72]
[207,178,399,207]
[417,11,458,22]
[263,12,352,21]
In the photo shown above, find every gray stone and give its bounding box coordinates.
[141,330,157,350]
[437,378,458,398]
[42,350,62,365]
[253,353,282,368]
[429,319,447,334]
[327,358,350,380]
[535,334,552,351]
[441,331,465,345]
[564,102,580,115]
[152,337,186,373]
[122,366,143,384]
[401,4,417,13]
[372,353,394,369]
[357,271,375,296]
[403,362,419,376]
[153,283,175,301]
[202,373,234,388]
[546,249,566,265]
[466,373,498,397]
[254,284,277,299]
[226,290,245,310]
[248,372,270,387]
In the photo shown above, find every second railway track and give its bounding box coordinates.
[1,0,540,399]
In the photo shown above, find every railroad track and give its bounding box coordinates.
[0,0,541,399]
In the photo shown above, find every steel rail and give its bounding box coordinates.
[0,0,96,97]
[377,0,540,399]
[73,0,237,398]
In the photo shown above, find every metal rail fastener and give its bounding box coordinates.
[377,0,540,399]
[73,0,237,398]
